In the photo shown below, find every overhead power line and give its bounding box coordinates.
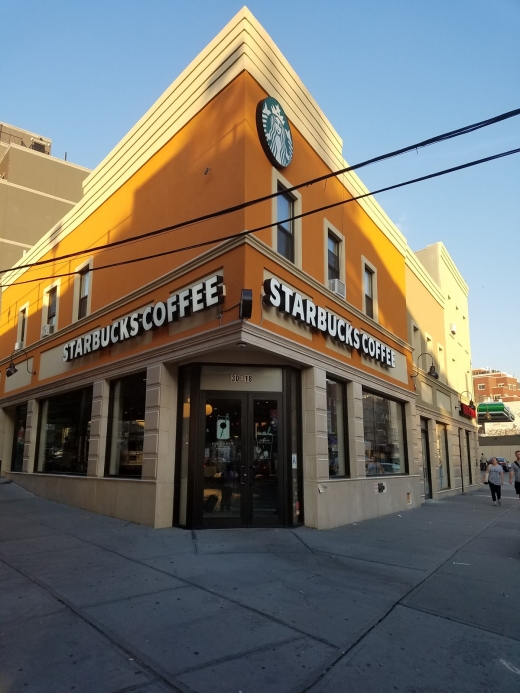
[1,107,519,278]
[4,145,519,290]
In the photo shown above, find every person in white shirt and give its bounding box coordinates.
[509,450,520,500]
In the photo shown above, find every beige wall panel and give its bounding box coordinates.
[39,343,88,380]
[5,147,88,200]
[420,381,433,405]
[360,350,408,385]
[5,473,158,526]
[0,241,26,269]
[1,182,73,244]
[4,358,34,393]
[436,391,452,413]
[200,365,283,391]
[314,476,420,529]
[115,480,156,526]
[324,336,352,359]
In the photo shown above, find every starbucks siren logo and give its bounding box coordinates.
[256,97,293,168]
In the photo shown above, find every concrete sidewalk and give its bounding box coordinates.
[0,481,519,693]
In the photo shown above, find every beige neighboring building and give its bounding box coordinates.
[406,242,478,501]
[0,122,90,269]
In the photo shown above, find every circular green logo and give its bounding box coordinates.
[256,97,293,168]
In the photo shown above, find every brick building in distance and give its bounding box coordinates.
[473,368,520,403]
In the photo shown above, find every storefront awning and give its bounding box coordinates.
[477,402,515,423]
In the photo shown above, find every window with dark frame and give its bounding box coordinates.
[362,390,407,476]
[327,234,340,281]
[436,422,450,490]
[326,378,348,478]
[78,268,90,320]
[11,403,28,472]
[18,308,27,346]
[105,372,147,478]
[364,265,374,319]
[36,387,93,475]
[277,184,295,263]
[47,287,57,327]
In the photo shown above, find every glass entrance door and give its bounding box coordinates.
[201,393,282,527]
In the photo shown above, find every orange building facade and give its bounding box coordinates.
[1,9,472,529]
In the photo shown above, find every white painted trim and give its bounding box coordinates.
[72,257,93,323]
[0,178,78,205]
[271,168,302,268]
[361,256,378,323]
[41,279,61,333]
[323,218,345,289]
[0,237,32,249]
[16,302,29,349]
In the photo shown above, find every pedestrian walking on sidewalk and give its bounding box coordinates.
[486,457,504,505]
[509,450,520,500]
[480,453,487,482]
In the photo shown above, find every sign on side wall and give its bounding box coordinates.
[63,275,224,362]
[459,402,477,420]
[256,97,294,169]
[263,277,397,369]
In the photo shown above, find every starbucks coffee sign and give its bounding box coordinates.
[63,275,224,362]
[256,97,293,168]
[263,278,396,368]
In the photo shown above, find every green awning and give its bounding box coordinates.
[478,402,515,423]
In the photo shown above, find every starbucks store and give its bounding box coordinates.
[1,11,426,529]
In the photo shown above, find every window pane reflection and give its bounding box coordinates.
[204,399,242,519]
[11,403,28,472]
[107,372,146,478]
[327,379,347,477]
[363,391,406,476]
[37,388,92,475]
[436,422,450,490]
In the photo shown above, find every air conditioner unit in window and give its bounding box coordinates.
[328,278,346,299]
[14,342,23,351]
[41,324,54,339]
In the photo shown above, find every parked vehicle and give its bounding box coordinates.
[488,457,510,472]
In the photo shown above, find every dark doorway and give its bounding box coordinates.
[420,418,432,500]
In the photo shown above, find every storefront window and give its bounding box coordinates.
[436,422,450,490]
[106,372,146,478]
[327,378,348,477]
[37,387,92,475]
[11,403,28,472]
[363,391,407,476]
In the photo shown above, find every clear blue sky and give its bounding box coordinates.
[2,1,519,377]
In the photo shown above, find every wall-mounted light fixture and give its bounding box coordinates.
[458,390,475,409]
[410,352,439,389]
[5,348,36,378]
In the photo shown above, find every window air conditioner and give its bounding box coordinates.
[329,278,346,299]
[14,342,23,351]
[41,324,54,338]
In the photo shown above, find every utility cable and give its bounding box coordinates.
[1,107,519,278]
[3,145,519,289]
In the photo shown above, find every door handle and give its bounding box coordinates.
[240,465,246,485]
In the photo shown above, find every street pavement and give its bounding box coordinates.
[0,480,519,693]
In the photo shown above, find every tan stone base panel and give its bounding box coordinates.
[4,472,164,527]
